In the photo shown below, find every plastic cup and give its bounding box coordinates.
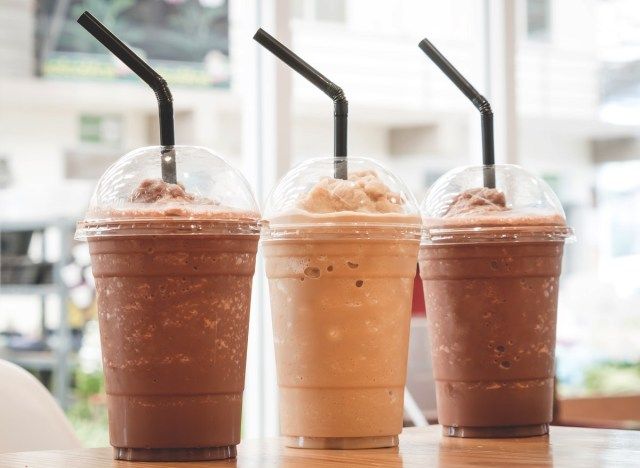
[418,164,574,438]
[262,157,422,449]
[75,146,260,461]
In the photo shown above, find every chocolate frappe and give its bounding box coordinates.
[76,147,260,460]
[419,165,573,438]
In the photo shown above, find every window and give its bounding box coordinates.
[315,0,346,23]
[4,0,640,446]
[526,0,551,40]
[35,0,230,87]
[292,0,346,24]
[79,115,122,146]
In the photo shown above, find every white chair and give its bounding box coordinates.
[0,359,81,452]
[404,387,428,427]
[404,316,437,426]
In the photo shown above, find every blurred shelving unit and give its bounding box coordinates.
[0,218,76,409]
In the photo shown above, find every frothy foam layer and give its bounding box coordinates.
[298,171,405,214]
[129,179,212,204]
[444,187,507,217]
[88,179,259,222]
[428,187,566,228]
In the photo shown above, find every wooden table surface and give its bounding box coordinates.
[1,426,638,468]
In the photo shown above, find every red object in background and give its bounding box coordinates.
[411,265,425,316]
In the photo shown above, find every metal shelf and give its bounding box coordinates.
[0,218,76,232]
[0,349,77,372]
[0,284,61,296]
[0,219,75,409]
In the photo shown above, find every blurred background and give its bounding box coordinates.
[0,0,639,446]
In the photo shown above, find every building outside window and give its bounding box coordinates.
[292,0,346,24]
[526,0,551,40]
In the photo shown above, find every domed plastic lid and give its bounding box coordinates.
[76,146,259,239]
[263,157,421,238]
[421,164,575,243]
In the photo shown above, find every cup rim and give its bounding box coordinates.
[262,221,423,240]
[421,225,575,244]
[75,218,261,240]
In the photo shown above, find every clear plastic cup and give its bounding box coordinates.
[418,164,574,438]
[262,157,422,449]
[75,146,260,461]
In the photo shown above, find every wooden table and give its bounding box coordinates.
[1,426,638,467]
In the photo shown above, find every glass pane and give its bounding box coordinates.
[6,0,639,449]
[292,0,306,19]
[35,0,230,87]
[518,0,640,404]
[314,0,346,23]
[526,0,551,39]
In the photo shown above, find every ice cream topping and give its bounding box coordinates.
[444,187,507,218]
[130,179,201,204]
[297,170,404,214]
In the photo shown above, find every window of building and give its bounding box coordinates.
[292,0,346,23]
[526,0,551,40]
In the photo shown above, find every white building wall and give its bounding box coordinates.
[0,107,74,183]
[517,0,600,119]
[0,0,34,77]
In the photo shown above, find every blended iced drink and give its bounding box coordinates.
[263,158,421,449]
[76,146,260,461]
[419,165,574,438]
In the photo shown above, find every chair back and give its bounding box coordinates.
[0,359,81,452]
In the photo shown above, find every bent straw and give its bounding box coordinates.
[78,12,177,184]
[254,28,348,180]
[419,37,495,188]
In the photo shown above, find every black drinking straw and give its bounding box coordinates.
[418,38,495,188]
[253,28,348,180]
[77,12,177,184]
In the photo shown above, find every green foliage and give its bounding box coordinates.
[66,370,108,447]
[70,0,135,26]
[51,0,228,60]
[64,0,137,53]
[67,400,109,447]
[167,0,228,52]
[75,369,104,398]
[584,361,640,395]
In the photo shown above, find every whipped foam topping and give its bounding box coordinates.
[427,187,566,229]
[444,187,507,218]
[297,170,405,214]
[129,179,215,205]
[85,179,258,222]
